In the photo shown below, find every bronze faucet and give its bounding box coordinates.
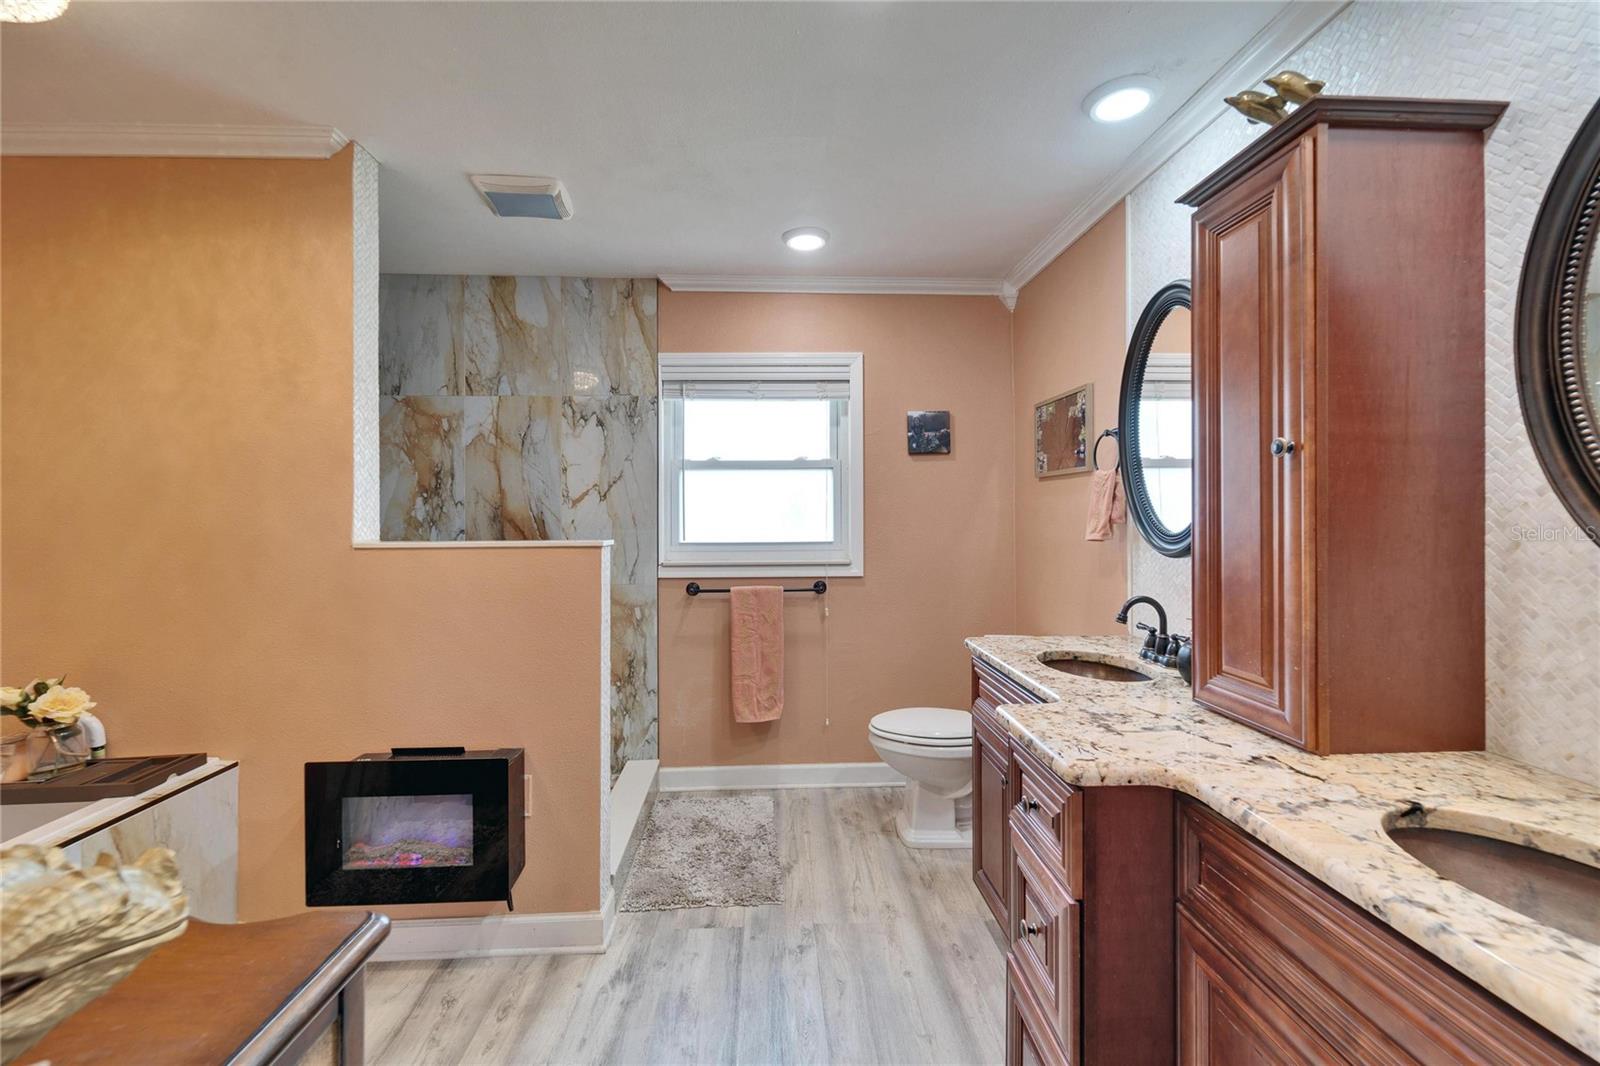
[1115,596,1168,662]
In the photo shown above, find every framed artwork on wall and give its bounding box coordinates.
[1035,383,1093,478]
[906,410,951,454]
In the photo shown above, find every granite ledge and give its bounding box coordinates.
[965,634,1600,1058]
[4,757,239,849]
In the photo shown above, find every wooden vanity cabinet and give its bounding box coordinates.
[972,657,1043,927]
[1181,97,1505,754]
[1005,739,1177,1065]
[1179,911,1337,1064]
[972,657,1178,1065]
[1177,800,1587,1065]
[972,705,1013,926]
[973,640,1583,1063]
[1009,953,1071,1066]
[1010,826,1081,1062]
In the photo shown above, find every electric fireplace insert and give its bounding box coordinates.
[305,747,525,907]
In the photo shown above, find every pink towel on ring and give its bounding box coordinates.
[730,585,785,722]
[1084,468,1126,541]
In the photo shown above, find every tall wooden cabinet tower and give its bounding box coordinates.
[1181,97,1506,754]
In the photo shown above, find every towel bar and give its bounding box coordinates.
[685,581,827,596]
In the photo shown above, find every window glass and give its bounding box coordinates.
[682,399,833,461]
[1139,397,1192,461]
[1145,467,1192,533]
[681,469,835,543]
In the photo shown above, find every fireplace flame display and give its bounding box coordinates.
[341,793,473,869]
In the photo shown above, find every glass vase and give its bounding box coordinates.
[1,732,38,783]
[26,724,92,780]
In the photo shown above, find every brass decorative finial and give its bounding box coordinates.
[1225,70,1325,126]
[1225,90,1290,126]
[1264,70,1326,105]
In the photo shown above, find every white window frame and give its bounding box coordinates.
[658,352,864,578]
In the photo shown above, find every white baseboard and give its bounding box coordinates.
[658,761,905,792]
[610,758,659,877]
[373,908,611,962]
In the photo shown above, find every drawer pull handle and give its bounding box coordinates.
[1018,919,1041,939]
[1022,798,1041,813]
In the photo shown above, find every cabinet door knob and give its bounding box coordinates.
[1022,797,1040,812]
[1270,437,1297,456]
[1018,919,1041,939]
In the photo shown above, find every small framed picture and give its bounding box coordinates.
[1034,384,1092,478]
[907,410,951,454]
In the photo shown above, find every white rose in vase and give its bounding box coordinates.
[29,686,97,728]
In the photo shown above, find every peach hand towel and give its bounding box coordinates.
[1084,468,1126,541]
[730,585,785,722]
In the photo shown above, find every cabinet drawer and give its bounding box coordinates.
[1008,953,1071,1066]
[1009,827,1080,1059]
[1178,801,1585,1064]
[1009,739,1083,898]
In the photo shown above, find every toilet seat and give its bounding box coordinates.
[868,707,971,748]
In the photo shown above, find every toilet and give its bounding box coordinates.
[868,707,973,848]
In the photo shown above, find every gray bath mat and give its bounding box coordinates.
[620,792,783,911]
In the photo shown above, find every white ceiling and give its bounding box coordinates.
[1,1,1292,282]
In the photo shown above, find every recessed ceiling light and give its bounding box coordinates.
[783,227,829,252]
[1084,76,1160,124]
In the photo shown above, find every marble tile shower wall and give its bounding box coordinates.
[379,275,658,776]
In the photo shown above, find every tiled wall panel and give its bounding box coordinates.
[381,276,659,776]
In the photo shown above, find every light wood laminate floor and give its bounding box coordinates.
[366,788,1007,1065]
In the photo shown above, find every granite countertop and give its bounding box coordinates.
[966,634,1600,1058]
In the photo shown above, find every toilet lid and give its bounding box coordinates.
[869,707,972,746]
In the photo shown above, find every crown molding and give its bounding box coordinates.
[1003,0,1347,294]
[659,274,1011,306]
[0,123,350,159]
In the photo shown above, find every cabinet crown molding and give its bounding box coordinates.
[1178,96,1508,207]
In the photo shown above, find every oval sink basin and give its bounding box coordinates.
[1037,655,1152,683]
[1387,826,1600,943]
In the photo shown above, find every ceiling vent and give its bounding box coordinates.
[471,175,573,220]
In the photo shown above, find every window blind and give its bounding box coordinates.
[660,380,851,400]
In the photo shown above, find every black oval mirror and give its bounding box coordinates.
[1119,280,1192,557]
[1517,97,1600,544]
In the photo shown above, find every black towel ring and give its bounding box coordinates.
[1092,427,1119,471]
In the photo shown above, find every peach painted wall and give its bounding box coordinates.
[1,151,605,920]
[656,290,1015,766]
[1012,202,1129,635]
